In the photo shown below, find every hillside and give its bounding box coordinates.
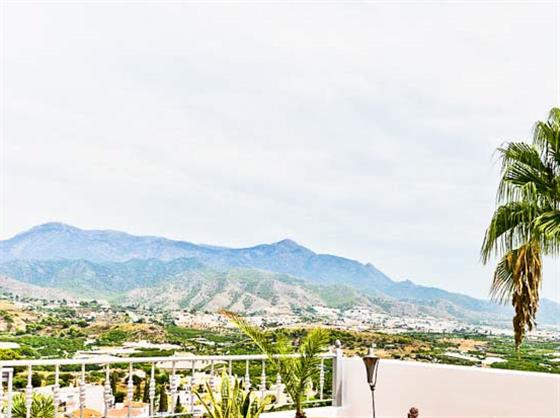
[0,223,558,325]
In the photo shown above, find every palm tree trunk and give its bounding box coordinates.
[294,397,306,418]
[294,409,306,418]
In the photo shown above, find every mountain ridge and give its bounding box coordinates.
[0,222,395,293]
[1,223,558,325]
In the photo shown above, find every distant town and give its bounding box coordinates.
[1,290,558,374]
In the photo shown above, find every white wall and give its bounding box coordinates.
[338,358,560,418]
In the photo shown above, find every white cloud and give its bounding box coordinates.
[1,1,558,302]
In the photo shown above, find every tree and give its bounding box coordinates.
[110,371,118,394]
[221,310,329,418]
[143,380,150,403]
[174,396,183,414]
[482,107,560,347]
[114,391,126,403]
[12,393,54,418]
[133,378,143,401]
[31,373,42,387]
[158,385,168,413]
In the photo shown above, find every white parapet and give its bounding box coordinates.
[338,357,560,418]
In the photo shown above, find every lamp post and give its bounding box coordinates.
[362,344,380,418]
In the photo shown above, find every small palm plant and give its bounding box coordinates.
[195,371,272,418]
[11,393,55,418]
[221,310,329,418]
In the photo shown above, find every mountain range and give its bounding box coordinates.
[0,222,558,325]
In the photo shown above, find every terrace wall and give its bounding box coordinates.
[337,357,560,418]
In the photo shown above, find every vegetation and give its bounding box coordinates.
[11,393,54,418]
[0,295,557,400]
[222,310,329,418]
[158,384,169,413]
[195,371,272,418]
[0,335,85,358]
[482,107,560,346]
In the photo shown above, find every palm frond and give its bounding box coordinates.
[196,371,271,418]
[497,142,553,204]
[221,310,278,355]
[481,201,541,263]
[11,393,54,418]
[221,310,328,417]
[533,107,560,166]
[534,211,560,255]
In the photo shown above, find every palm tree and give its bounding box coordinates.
[11,393,55,418]
[482,107,560,347]
[221,310,329,418]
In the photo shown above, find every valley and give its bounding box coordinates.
[0,295,558,375]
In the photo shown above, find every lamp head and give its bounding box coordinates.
[362,344,380,389]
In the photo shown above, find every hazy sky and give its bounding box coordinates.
[1,1,559,302]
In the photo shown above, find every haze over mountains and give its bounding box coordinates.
[0,223,558,325]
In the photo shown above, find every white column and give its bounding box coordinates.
[319,358,325,401]
[244,360,251,393]
[25,365,32,418]
[260,361,266,398]
[53,365,60,418]
[79,364,86,418]
[209,361,215,391]
[0,364,5,418]
[127,363,133,418]
[104,364,112,418]
[6,369,12,418]
[189,361,195,413]
[149,364,156,417]
[275,373,282,405]
[170,362,177,414]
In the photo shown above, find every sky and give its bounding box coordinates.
[1,1,559,302]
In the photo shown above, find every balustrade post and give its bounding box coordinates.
[0,368,12,418]
[228,360,234,384]
[275,373,282,405]
[0,364,4,418]
[25,365,32,418]
[104,364,112,418]
[127,363,133,418]
[183,362,190,414]
[6,369,12,418]
[53,365,60,418]
[80,364,86,418]
[189,360,195,414]
[260,360,266,398]
[244,360,251,393]
[170,362,177,414]
[209,361,215,391]
[319,358,325,401]
[149,364,156,417]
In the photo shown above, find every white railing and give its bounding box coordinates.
[0,342,343,418]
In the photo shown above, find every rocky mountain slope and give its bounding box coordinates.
[0,223,394,290]
[1,223,558,324]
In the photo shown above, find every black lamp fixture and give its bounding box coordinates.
[362,343,380,418]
